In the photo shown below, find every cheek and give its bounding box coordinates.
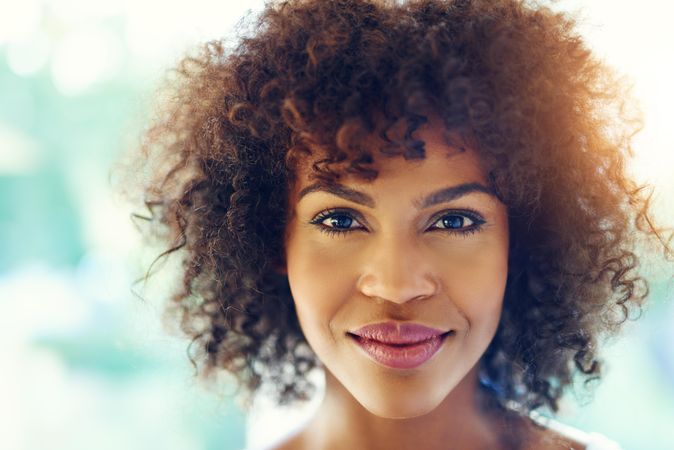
[286,240,356,335]
[436,239,508,327]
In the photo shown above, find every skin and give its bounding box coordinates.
[275,114,585,450]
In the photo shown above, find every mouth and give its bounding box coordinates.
[347,330,455,370]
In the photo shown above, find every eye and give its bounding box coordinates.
[431,212,484,234]
[309,208,365,238]
[436,214,475,230]
[309,208,485,238]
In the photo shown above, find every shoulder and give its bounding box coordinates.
[244,411,623,450]
[526,412,623,450]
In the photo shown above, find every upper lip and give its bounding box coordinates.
[349,321,450,344]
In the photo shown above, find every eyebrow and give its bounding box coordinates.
[297,181,496,209]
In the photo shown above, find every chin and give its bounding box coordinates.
[356,388,445,420]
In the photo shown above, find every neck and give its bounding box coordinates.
[300,365,505,450]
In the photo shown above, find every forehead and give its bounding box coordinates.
[289,113,488,194]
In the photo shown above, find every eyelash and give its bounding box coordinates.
[308,208,486,238]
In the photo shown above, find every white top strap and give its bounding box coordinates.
[528,410,623,450]
[585,431,623,450]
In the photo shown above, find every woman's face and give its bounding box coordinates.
[283,117,509,419]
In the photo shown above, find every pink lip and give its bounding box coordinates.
[351,321,449,344]
[349,322,452,369]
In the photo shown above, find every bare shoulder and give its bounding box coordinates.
[262,414,619,450]
[267,426,603,450]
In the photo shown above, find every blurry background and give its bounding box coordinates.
[0,1,672,449]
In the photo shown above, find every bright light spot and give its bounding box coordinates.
[50,26,123,96]
[0,337,30,450]
[48,0,123,25]
[571,0,674,224]
[0,264,90,339]
[21,350,72,430]
[0,123,41,174]
[6,31,50,76]
[0,0,42,44]
[123,0,265,77]
[246,368,323,449]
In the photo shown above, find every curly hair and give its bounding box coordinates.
[124,0,672,417]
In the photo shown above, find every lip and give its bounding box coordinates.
[350,321,449,344]
[348,322,453,369]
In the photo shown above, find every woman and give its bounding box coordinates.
[126,0,672,448]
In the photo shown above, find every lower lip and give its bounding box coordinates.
[349,332,451,369]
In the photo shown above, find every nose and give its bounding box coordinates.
[356,235,439,304]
